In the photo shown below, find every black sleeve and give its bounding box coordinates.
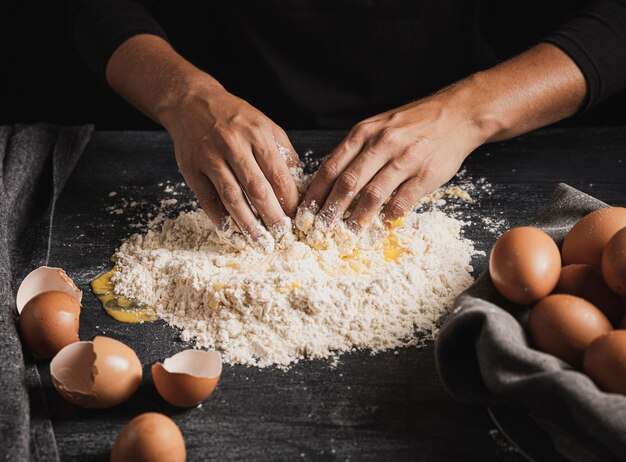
[69,0,168,84]
[543,0,626,112]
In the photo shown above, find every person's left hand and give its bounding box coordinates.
[299,88,486,233]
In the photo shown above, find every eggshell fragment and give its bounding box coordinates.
[50,336,142,408]
[19,291,81,358]
[111,413,186,462]
[554,264,624,325]
[562,207,626,266]
[152,350,222,407]
[489,226,561,305]
[528,294,612,367]
[16,266,82,314]
[602,227,626,296]
[583,330,626,395]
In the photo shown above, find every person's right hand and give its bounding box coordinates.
[158,76,301,248]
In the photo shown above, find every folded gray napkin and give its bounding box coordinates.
[0,124,93,461]
[436,183,626,462]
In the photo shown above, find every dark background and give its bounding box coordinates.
[1,0,625,130]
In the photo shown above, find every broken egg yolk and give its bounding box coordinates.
[91,268,157,323]
[340,216,408,268]
[382,233,404,262]
[341,248,361,261]
[383,217,407,262]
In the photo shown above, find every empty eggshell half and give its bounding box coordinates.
[152,350,222,407]
[16,266,82,314]
[50,336,142,408]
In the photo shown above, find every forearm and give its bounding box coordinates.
[456,43,587,144]
[105,34,223,127]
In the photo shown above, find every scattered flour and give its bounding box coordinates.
[488,428,520,454]
[105,180,196,230]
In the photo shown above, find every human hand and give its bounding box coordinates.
[299,87,486,233]
[159,77,301,248]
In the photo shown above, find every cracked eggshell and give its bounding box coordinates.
[50,336,142,408]
[152,350,222,407]
[16,266,82,314]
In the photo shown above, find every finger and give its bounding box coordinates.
[316,136,394,226]
[201,160,267,242]
[380,175,432,225]
[345,163,405,232]
[185,173,229,228]
[251,131,300,217]
[226,147,289,232]
[273,128,303,170]
[299,122,372,213]
[345,196,358,216]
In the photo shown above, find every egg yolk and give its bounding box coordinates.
[383,233,404,262]
[91,268,157,323]
[382,217,407,262]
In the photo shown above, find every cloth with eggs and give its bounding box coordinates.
[436,183,626,462]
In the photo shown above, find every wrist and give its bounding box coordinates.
[155,69,226,130]
[443,71,505,145]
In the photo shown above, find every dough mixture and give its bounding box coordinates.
[110,182,478,367]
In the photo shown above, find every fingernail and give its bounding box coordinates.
[346,219,363,236]
[317,202,339,229]
[295,206,315,234]
[314,213,331,232]
[215,216,248,251]
[301,199,319,214]
[248,223,275,253]
[270,216,292,240]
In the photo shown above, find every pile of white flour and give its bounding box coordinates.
[111,194,478,367]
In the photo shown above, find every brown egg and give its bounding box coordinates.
[489,226,561,305]
[152,350,222,407]
[50,336,142,408]
[110,413,186,462]
[562,207,626,266]
[554,264,624,325]
[602,227,626,296]
[19,291,81,358]
[528,294,612,367]
[583,330,626,395]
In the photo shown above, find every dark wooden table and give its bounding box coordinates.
[39,128,626,461]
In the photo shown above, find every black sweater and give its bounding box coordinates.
[69,0,626,129]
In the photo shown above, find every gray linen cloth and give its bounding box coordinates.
[0,124,93,461]
[436,183,626,462]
